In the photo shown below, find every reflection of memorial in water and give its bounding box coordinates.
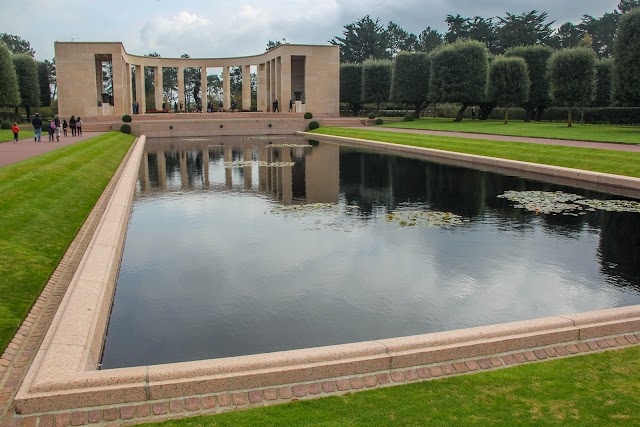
[138,137,339,205]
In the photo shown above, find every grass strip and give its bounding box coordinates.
[0,129,35,143]
[0,131,135,353]
[381,118,640,145]
[311,127,640,178]
[144,346,640,426]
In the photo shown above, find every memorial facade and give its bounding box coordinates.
[54,42,339,117]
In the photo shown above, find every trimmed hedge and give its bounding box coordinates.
[122,114,132,122]
[304,112,313,119]
[120,124,132,134]
[375,118,384,125]
[308,121,320,130]
[368,112,376,119]
[404,113,415,121]
[1,121,12,130]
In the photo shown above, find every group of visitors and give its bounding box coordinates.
[26,113,82,143]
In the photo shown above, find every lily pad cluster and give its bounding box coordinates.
[497,191,640,215]
[386,211,466,227]
[223,161,296,168]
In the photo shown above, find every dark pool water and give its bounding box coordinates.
[100,136,640,369]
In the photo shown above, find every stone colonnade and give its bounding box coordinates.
[54,42,340,117]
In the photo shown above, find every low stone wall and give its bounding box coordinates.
[114,118,312,138]
[12,132,640,426]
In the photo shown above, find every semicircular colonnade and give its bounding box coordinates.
[54,42,339,118]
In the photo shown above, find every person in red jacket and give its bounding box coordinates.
[11,122,20,143]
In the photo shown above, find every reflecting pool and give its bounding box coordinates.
[100,136,640,369]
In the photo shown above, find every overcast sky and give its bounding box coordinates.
[7,0,621,61]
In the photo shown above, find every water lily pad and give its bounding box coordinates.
[498,190,640,214]
[385,210,465,228]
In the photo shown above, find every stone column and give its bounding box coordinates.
[265,61,272,111]
[134,64,146,114]
[140,152,150,193]
[270,59,276,111]
[257,63,265,112]
[242,65,251,111]
[95,58,104,104]
[280,148,292,204]
[280,55,292,111]
[222,66,231,111]
[275,57,281,110]
[201,65,207,110]
[258,145,267,191]
[155,66,163,111]
[178,66,185,111]
[125,63,133,114]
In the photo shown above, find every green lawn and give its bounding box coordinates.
[381,117,640,145]
[0,128,34,142]
[0,132,135,353]
[144,346,640,426]
[311,127,640,178]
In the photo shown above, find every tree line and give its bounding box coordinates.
[0,34,55,120]
[330,1,640,62]
[339,3,640,126]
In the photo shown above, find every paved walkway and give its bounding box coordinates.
[0,132,105,168]
[352,126,640,152]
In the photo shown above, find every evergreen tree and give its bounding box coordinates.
[613,8,640,106]
[12,54,40,120]
[38,61,51,107]
[486,57,530,124]
[330,16,390,63]
[504,45,553,121]
[361,59,393,114]
[0,43,20,108]
[390,52,431,118]
[548,47,597,127]
[593,59,613,107]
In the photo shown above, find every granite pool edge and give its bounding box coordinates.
[13,133,640,419]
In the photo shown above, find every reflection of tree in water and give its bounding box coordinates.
[597,211,640,292]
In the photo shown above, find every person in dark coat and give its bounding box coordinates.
[69,116,77,136]
[32,113,43,142]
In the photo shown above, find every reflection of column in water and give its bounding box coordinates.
[280,148,293,204]
[202,147,209,190]
[180,151,188,191]
[157,150,167,190]
[140,151,150,193]
[243,147,252,190]
[258,145,267,192]
[224,144,232,188]
[305,143,339,203]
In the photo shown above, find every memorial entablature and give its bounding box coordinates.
[54,42,339,118]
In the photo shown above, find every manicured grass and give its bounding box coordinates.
[311,127,640,178]
[0,132,135,353]
[143,346,640,426]
[382,117,640,145]
[0,129,34,142]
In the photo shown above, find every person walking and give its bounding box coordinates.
[11,122,19,143]
[54,114,61,142]
[289,99,293,113]
[69,116,77,136]
[62,119,68,136]
[47,120,55,142]
[76,117,83,136]
[32,113,43,142]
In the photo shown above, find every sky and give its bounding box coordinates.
[6,0,622,61]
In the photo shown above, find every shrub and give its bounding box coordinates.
[122,114,132,122]
[368,112,376,119]
[304,112,313,119]
[375,118,384,125]
[403,113,415,122]
[1,120,12,130]
[120,124,132,134]
[308,121,320,130]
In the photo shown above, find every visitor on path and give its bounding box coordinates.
[32,113,42,142]
[54,114,61,142]
[69,116,77,136]
[62,120,68,136]
[47,120,55,142]
[11,122,19,143]
[174,101,178,112]
[471,107,476,120]
[273,99,279,113]
[289,99,293,113]
[76,117,83,135]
